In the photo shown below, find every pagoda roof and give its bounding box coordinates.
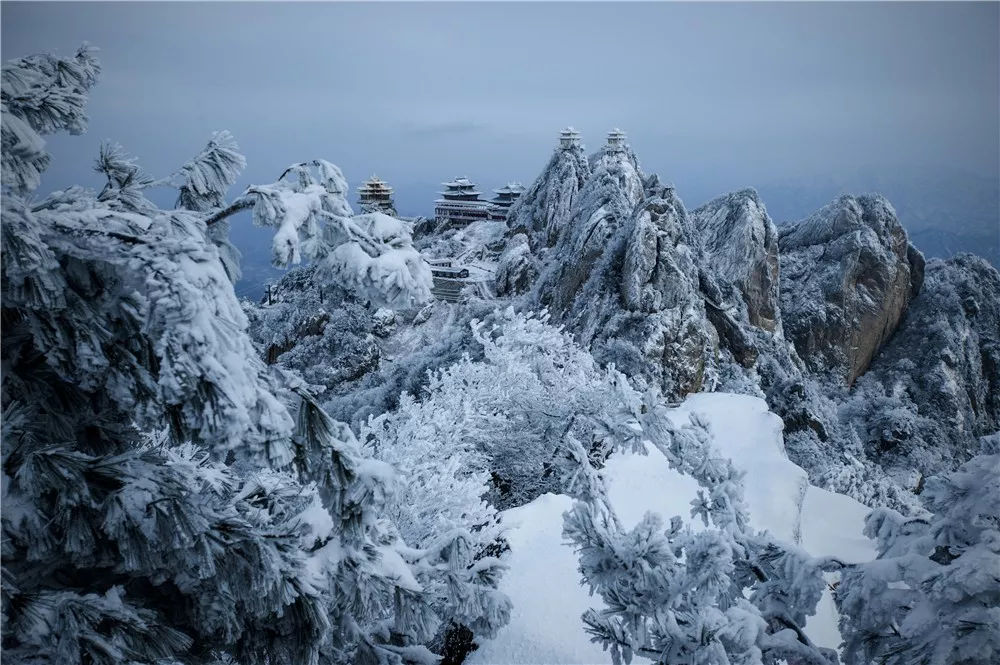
[493,182,525,195]
[359,174,392,190]
[441,176,478,187]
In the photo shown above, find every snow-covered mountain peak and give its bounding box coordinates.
[691,188,782,334]
[506,134,590,250]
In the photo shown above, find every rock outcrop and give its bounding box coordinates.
[504,130,718,399]
[778,194,924,385]
[535,137,645,315]
[493,130,998,513]
[545,177,716,397]
[494,233,537,296]
[848,254,1000,476]
[692,189,782,333]
[591,185,717,396]
[506,131,591,251]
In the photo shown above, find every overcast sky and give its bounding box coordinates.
[3,1,998,291]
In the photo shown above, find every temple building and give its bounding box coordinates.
[487,182,525,221]
[559,126,582,150]
[434,176,490,226]
[606,128,627,153]
[357,175,397,215]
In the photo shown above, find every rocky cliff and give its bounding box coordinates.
[691,189,782,334]
[485,129,997,512]
[845,254,1000,484]
[506,136,591,251]
[514,135,718,398]
[778,194,924,386]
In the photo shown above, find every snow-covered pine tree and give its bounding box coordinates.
[0,44,447,665]
[1,46,328,665]
[836,451,1000,665]
[560,393,836,665]
[244,265,381,390]
[210,159,432,309]
[1,43,100,195]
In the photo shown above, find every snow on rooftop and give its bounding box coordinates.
[493,182,524,195]
[442,176,477,188]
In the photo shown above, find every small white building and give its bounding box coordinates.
[559,126,582,150]
[606,128,627,152]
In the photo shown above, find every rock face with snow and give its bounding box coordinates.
[522,136,717,398]
[493,233,537,296]
[692,188,782,333]
[778,194,925,385]
[499,130,996,512]
[535,140,646,314]
[848,254,1000,478]
[589,184,717,396]
[505,137,591,251]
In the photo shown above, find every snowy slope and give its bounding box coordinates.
[667,393,808,544]
[467,493,613,665]
[800,486,877,650]
[469,393,876,663]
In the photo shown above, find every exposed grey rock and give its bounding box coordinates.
[534,142,646,315]
[506,141,591,250]
[847,254,1000,478]
[691,188,782,333]
[699,269,759,368]
[778,194,925,385]
[494,233,537,296]
[490,133,998,515]
[551,181,718,399]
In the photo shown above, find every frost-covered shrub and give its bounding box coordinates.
[361,391,512,645]
[391,308,648,508]
[319,298,509,429]
[242,162,432,309]
[560,398,836,665]
[837,452,1000,665]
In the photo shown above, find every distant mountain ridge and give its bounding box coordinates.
[755,170,999,268]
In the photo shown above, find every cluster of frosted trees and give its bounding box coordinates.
[0,45,500,665]
[2,44,996,665]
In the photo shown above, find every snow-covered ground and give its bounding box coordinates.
[469,393,877,664]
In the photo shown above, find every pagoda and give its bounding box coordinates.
[606,128,627,153]
[488,182,525,222]
[357,175,397,215]
[559,126,581,150]
[434,176,490,227]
